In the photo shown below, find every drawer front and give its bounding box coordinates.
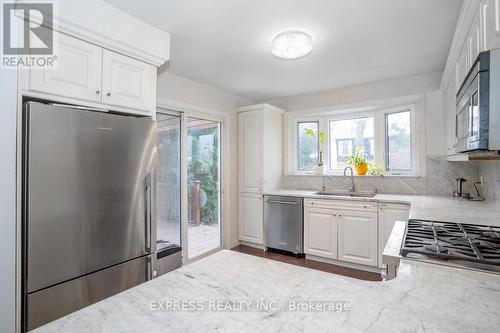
[304,199,377,212]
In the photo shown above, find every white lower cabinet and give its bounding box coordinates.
[378,203,410,268]
[304,199,379,268]
[238,193,264,244]
[338,210,378,267]
[304,207,338,259]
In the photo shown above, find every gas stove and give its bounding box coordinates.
[401,219,500,273]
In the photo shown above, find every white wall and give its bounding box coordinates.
[157,71,254,113]
[268,71,446,158]
[0,70,17,333]
[156,71,255,250]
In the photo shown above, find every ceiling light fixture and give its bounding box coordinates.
[272,30,312,59]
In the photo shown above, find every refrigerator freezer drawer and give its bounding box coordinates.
[26,254,154,331]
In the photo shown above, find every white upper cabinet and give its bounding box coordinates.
[378,203,410,268]
[456,42,470,92]
[29,32,102,102]
[238,104,284,194]
[338,210,378,267]
[482,0,500,50]
[101,50,157,113]
[445,72,458,155]
[239,111,263,193]
[468,9,483,65]
[25,30,157,115]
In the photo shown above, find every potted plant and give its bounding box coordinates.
[304,128,327,175]
[346,146,368,175]
[346,146,385,176]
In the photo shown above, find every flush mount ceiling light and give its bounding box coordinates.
[272,30,312,59]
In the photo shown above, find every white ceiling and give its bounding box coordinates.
[103,0,463,102]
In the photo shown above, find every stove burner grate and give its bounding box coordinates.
[401,220,500,266]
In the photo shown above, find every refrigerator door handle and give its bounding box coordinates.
[144,173,152,254]
[146,256,152,280]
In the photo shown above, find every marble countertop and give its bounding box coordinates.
[33,250,500,333]
[264,190,500,226]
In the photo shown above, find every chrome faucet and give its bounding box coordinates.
[321,176,326,194]
[343,166,355,192]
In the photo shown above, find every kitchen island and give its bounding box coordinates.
[33,249,500,333]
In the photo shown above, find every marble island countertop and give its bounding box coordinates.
[33,250,500,333]
[264,189,500,226]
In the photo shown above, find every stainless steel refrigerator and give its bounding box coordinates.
[22,102,157,331]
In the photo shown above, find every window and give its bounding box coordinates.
[297,121,319,171]
[329,117,375,170]
[386,111,412,171]
[290,104,417,176]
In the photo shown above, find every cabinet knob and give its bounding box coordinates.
[364,205,367,209]
[95,90,100,94]
[106,92,111,96]
[333,214,336,217]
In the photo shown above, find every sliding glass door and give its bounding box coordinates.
[156,112,182,251]
[187,117,222,258]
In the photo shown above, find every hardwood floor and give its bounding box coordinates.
[231,245,382,281]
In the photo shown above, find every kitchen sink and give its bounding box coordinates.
[313,191,377,198]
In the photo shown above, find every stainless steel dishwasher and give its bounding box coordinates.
[264,195,304,255]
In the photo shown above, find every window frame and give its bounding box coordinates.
[288,103,419,176]
[384,109,415,173]
[297,120,320,172]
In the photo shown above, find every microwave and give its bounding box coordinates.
[456,49,500,153]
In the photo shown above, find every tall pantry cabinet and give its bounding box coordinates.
[237,104,284,246]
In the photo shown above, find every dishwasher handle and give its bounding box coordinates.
[266,200,300,205]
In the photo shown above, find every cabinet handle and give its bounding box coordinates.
[106,92,111,96]
[95,90,100,94]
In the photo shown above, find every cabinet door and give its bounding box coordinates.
[445,75,457,155]
[239,193,263,244]
[29,30,102,102]
[101,50,157,113]
[482,0,500,50]
[338,210,378,267]
[468,9,482,64]
[304,207,337,259]
[455,42,469,93]
[378,204,410,268]
[239,111,263,193]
